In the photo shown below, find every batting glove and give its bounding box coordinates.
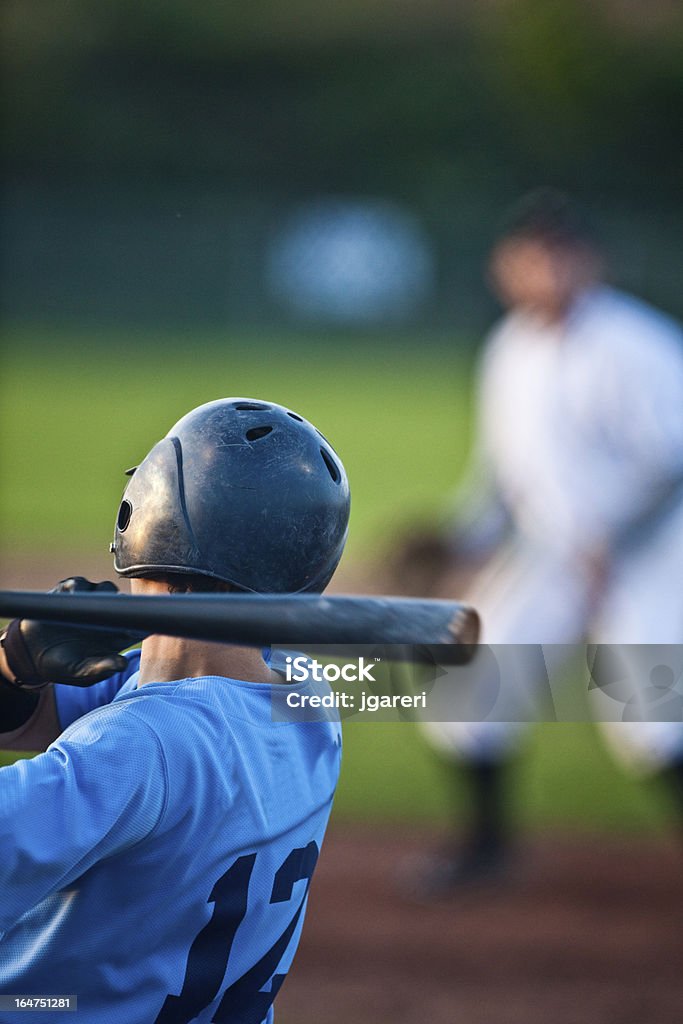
[0,577,142,689]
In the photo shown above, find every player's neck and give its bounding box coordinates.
[137,635,277,686]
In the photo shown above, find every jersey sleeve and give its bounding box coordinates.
[54,648,141,731]
[0,699,167,934]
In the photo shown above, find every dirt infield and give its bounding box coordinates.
[278,826,683,1024]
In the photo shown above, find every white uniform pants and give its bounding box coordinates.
[422,500,683,772]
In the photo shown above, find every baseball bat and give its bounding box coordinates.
[0,591,479,664]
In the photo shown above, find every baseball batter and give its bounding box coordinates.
[416,190,683,896]
[0,398,350,1022]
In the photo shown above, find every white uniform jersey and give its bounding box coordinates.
[479,286,683,557]
[425,287,683,769]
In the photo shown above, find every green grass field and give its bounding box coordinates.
[0,325,676,834]
[0,326,476,554]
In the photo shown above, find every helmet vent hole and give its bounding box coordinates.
[246,425,273,442]
[117,499,133,532]
[287,412,304,422]
[236,402,270,411]
[320,447,340,483]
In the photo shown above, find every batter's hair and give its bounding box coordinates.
[496,188,596,249]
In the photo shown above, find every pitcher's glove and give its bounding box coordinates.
[0,577,142,689]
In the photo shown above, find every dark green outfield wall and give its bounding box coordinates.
[4,1,682,330]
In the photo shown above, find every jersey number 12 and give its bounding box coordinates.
[154,841,319,1024]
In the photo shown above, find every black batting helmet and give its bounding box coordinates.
[111,398,350,593]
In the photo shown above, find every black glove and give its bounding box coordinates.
[0,577,143,689]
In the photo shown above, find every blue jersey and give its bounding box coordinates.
[0,653,341,1023]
